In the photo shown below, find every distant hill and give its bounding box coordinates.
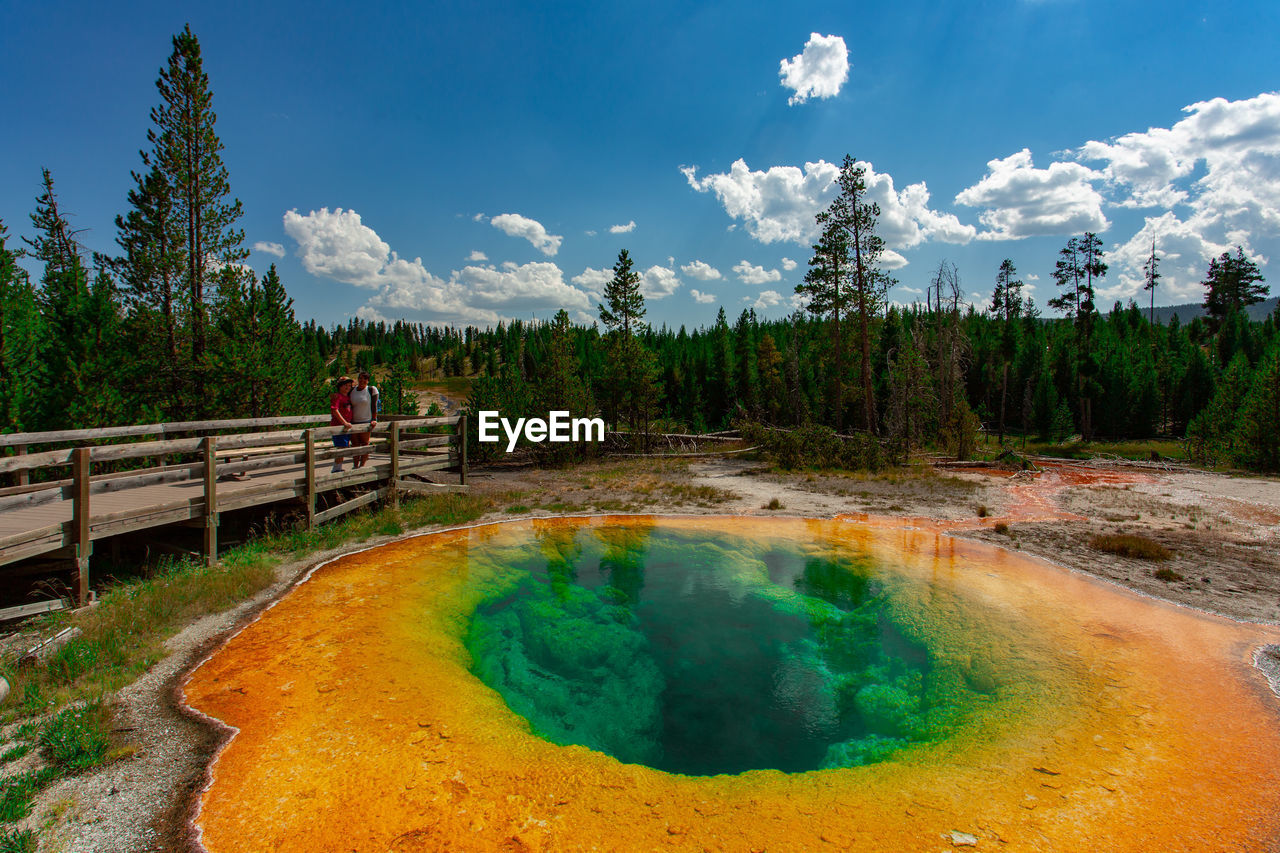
[1146,296,1279,325]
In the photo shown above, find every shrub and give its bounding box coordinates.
[993,522,1010,536]
[763,498,784,510]
[1153,567,1185,583]
[738,422,884,471]
[1089,533,1173,561]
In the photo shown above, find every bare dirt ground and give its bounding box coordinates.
[6,454,1279,851]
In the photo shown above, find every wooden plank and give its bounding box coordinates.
[0,522,65,552]
[313,488,388,525]
[0,536,70,567]
[314,466,387,492]
[218,487,305,514]
[14,444,27,486]
[0,599,67,622]
[397,435,452,450]
[0,446,74,475]
[90,463,202,495]
[398,456,454,475]
[217,450,308,477]
[72,448,91,605]
[0,485,64,514]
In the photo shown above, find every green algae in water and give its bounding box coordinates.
[464,525,1008,776]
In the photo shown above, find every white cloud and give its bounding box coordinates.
[690,289,717,304]
[490,213,563,256]
[609,221,637,234]
[472,213,486,222]
[252,241,285,258]
[954,149,1109,240]
[283,207,592,326]
[779,33,849,106]
[571,267,613,298]
[780,257,797,271]
[752,289,784,311]
[284,207,391,286]
[640,265,681,299]
[456,261,591,311]
[467,250,488,262]
[898,285,924,296]
[681,260,722,280]
[733,260,782,285]
[682,158,974,253]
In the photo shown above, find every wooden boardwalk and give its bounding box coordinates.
[0,415,467,612]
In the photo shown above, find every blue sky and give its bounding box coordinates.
[3,0,1279,329]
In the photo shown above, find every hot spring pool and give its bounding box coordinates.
[184,516,1280,852]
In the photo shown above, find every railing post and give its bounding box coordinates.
[389,422,400,509]
[202,436,218,566]
[15,445,27,487]
[304,429,317,530]
[458,415,467,486]
[72,447,91,605]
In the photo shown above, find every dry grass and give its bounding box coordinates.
[1089,533,1173,561]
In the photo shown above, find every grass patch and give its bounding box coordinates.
[0,769,58,823]
[504,504,531,514]
[0,745,32,765]
[1089,533,1173,561]
[976,504,989,518]
[993,522,1010,535]
[1153,567,1186,583]
[659,482,736,505]
[763,498,784,510]
[0,827,36,853]
[38,703,113,772]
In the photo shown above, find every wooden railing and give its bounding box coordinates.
[0,415,467,607]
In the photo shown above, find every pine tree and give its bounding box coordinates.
[598,249,645,335]
[597,249,660,440]
[990,259,1023,445]
[146,24,247,406]
[807,155,890,433]
[1143,239,1160,326]
[1203,247,1267,327]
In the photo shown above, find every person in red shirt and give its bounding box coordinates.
[330,376,355,473]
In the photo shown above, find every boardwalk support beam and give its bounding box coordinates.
[304,429,317,530]
[72,448,92,605]
[202,436,218,566]
[389,422,400,510]
[459,415,468,486]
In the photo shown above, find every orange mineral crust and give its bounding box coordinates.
[183,517,1280,852]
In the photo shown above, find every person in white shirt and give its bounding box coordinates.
[348,371,380,469]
